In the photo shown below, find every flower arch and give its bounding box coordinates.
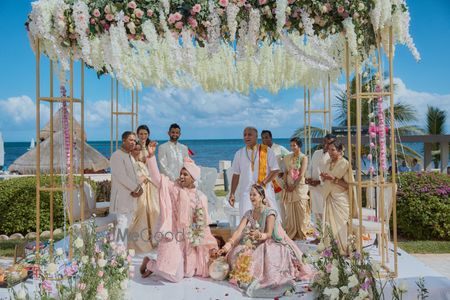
[26,0,419,93]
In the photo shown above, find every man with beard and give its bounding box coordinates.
[158,123,189,181]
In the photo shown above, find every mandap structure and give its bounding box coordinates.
[27,0,420,275]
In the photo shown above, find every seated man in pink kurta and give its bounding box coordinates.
[140,142,218,282]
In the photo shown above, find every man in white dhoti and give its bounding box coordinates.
[308,133,336,229]
[229,127,280,217]
[157,123,189,181]
[110,131,144,246]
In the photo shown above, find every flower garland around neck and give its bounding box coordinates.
[290,153,302,181]
[186,191,206,247]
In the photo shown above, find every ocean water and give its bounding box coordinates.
[2,139,423,170]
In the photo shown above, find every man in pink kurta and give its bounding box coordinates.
[142,150,218,282]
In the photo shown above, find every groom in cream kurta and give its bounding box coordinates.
[110,131,143,246]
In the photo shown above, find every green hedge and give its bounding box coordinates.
[397,172,450,240]
[0,176,68,236]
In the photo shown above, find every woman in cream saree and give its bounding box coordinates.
[320,140,353,254]
[128,143,160,253]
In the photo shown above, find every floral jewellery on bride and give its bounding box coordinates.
[187,191,206,246]
[290,154,302,181]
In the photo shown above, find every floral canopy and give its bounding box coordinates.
[27,0,419,93]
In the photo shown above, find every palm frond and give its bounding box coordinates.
[396,125,425,136]
[291,127,327,139]
[426,105,447,135]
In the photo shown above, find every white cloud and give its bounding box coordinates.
[1,79,448,141]
[392,78,450,131]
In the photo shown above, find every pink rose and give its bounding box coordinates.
[192,4,201,13]
[288,0,295,4]
[337,6,345,14]
[134,8,144,18]
[168,14,176,24]
[90,18,96,25]
[123,15,130,23]
[93,8,101,17]
[103,23,110,30]
[258,0,267,5]
[173,12,182,21]
[219,0,228,7]
[147,9,153,17]
[188,17,198,28]
[105,13,114,21]
[127,1,137,10]
[98,271,104,277]
[175,21,183,29]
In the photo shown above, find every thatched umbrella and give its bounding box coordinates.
[8,130,109,174]
[39,108,86,141]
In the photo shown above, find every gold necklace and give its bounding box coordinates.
[245,145,258,172]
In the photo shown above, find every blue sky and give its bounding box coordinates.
[0,0,449,142]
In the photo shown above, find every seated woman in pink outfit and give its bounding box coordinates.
[140,142,218,282]
[218,184,313,298]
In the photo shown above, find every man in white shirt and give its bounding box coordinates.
[261,130,290,220]
[261,130,291,159]
[110,131,144,246]
[157,123,189,181]
[308,133,336,228]
[229,127,280,217]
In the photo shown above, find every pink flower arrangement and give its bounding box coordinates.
[134,8,144,18]
[127,1,137,10]
[188,17,198,28]
[219,0,228,7]
[173,12,182,21]
[168,14,176,24]
[93,8,101,18]
[192,4,202,13]
[175,21,184,30]
[105,13,114,22]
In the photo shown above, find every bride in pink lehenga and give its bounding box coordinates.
[218,184,313,298]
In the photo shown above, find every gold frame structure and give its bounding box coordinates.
[345,27,398,276]
[110,79,139,155]
[303,77,332,157]
[35,40,85,260]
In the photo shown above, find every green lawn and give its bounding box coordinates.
[398,240,450,254]
[0,234,65,257]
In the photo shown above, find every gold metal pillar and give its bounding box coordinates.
[35,39,85,261]
[303,80,332,157]
[345,27,398,276]
[110,79,139,155]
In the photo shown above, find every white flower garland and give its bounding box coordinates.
[275,0,288,33]
[343,17,358,56]
[226,3,239,41]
